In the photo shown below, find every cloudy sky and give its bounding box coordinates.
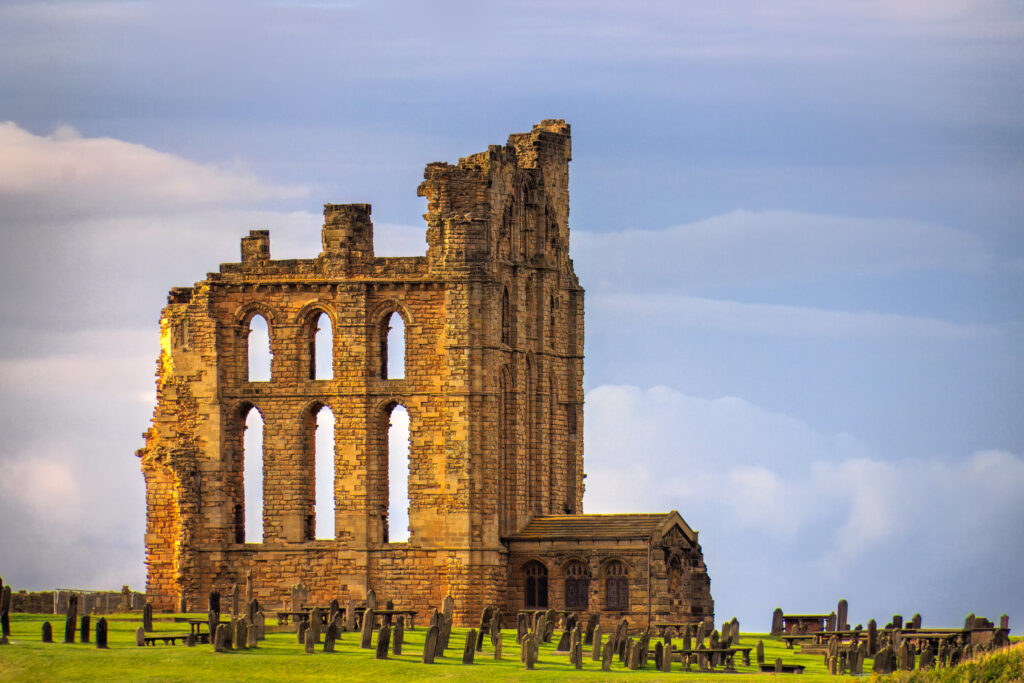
[1,0,1021,629]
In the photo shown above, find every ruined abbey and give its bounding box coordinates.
[139,120,714,627]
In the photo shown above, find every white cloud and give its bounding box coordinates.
[0,453,80,521]
[0,121,308,221]
[582,383,1024,626]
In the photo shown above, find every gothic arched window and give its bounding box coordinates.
[524,561,548,609]
[605,560,629,611]
[564,561,589,610]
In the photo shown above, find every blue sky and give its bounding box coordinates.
[0,0,1021,630]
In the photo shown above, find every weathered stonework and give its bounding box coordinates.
[139,121,713,627]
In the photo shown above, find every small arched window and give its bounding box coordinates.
[380,312,406,380]
[309,311,333,380]
[605,560,629,611]
[247,314,271,382]
[524,561,548,609]
[564,561,589,610]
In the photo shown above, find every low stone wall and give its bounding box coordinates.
[10,589,146,614]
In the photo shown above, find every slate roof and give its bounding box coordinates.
[504,512,689,542]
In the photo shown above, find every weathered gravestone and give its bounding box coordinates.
[893,614,904,629]
[245,569,253,605]
[556,629,571,651]
[255,611,266,640]
[95,617,108,649]
[383,599,394,626]
[489,607,502,647]
[662,642,674,673]
[323,620,337,653]
[231,583,239,617]
[571,640,583,670]
[365,588,377,613]
[756,639,765,664]
[462,629,476,664]
[730,616,740,643]
[654,641,663,670]
[179,593,187,614]
[494,637,502,660]
[297,620,307,645]
[516,612,528,643]
[584,613,598,645]
[475,606,493,651]
[524,635,539,670]
[64,594,79,643]
[543,610,557,642]
[375,624,391,659]
[135,626,145,647]
[143,603,153,632]
[248,598,259,625]
[80,615,90,643]
[919,642,935,670]
[304,623,315,654]
[591,626,602,661]
[422,624,439,664]
[601,639,614,671]
[41,621,53,643]
[329,599,340,624]
[439,598,454,652]
[912,613,922,630]
[310,607,322,644]
[393,617,404,656]
[771,607,784,635]
[186,632,196,647]
[826,611,836,632]
[344,602,356,634]
[234,618,247,650]
[360,608,375,648]
[838,598,849,630]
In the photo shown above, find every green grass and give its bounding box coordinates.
[1,612,858,682]
[874,641,1024,682]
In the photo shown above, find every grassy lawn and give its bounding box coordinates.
[1,612,858,682]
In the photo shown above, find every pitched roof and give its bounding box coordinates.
[504,512,697,543]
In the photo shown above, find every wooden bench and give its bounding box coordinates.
[142,633,209,646]
[781,634,817,648]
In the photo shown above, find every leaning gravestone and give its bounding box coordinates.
[143,602,154,632]
[654,641,663,670]
[439,601,454,652]
[375,624,391,660]
[80,615,91,643]
[360,608,375,648]
[95,618,108,649]
[490,607,502,647]
[42,621,53,643]
[476,606,492,651]
[329,599,340,624]
[463,629,477,664]
[324,621,337,653]
[422,624,439,664]
[556,629,571,651]
[584,613,599,645]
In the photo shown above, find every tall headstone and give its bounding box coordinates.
[234,619,247,650]
[248,598,259,625]
[911,613,922,630]
[571,640,584,670]
[893,614,903,629]
[601,639,614,671]
[231,582,240,617]
[64,594,79,643]
[247,624,257,649]
[462,629,477,664]
[179,593,187,614]
[304,623,315,654]
[310,607,322,643]
[143,603,154,632]
[591,627,603,661]
[730,617,740,643]
[80,615,91,643]
[826,611,836,632]
[345,599,357,632]
[365,588,377,612]
[393,617,404,656]
[516,612,528,643]
[95,617,108,649]
[329,599,340,624]
[360,608,375,648]
[375,624,391,659]
[867,618,878,655]
[324,621,337,653]
[584,613,599,645]
[245,569,254,605]
[837,599,849,631]
[255,611,266,640]
[771,607,784,636]
[422,624,439,664]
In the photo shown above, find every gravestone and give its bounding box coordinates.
[654,641,663,670]
[209,589,221,614]
[462,629,476,664]
[310,607,322,643]
[255,611,266,640]
[345,599,356,632]
[231,582,239,617]
[42,621,53,643]
[135,626,146,647]
[920,642,935,670]
[494,637,502,660]
[329,599,340,624]
[186,632,196,647]
[525,636,539,670]
[591,627,603,661]
[893,614,903,629]
[248,598,259,625]
[771,607,784,635]
[556,629,571,651]
[297,620,307,645]
[360,608,375,648]
[143,603,153,632]
[542,612,556,642]
[584,613,598,645]
[533,614,547,647]
[601,639,614,671]
[867,618,878,655]
[304,623,315,654]
[422,624,439,663]
[1001,614,1009,630]
[384,599,394,626]
[234,618,247,650]
[490,607,502,647]
[393,618,404,656]
[911,613,922,629]
[365,588,377,613]
[662,642,674,673]
[375,624,391,659]
[756,639,765,664]
[476,606,492,651]
[571,640,583,669]
[64,594,79,643]
[439,604,454,652]
[95,618,108,649]
[324,620,337,653]
[80,615,91,643]
[516,612,528,643]
[838,598,849,630]
[245,569,253,604]
[730,617,740,643]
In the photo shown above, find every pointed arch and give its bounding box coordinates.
[246,314,272,382]
[523,560,549,609]
[374,304,411,380]
[375,400,411,543]
[563,560,590,610]
[298,305,335,381]
[237,402,264,544]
